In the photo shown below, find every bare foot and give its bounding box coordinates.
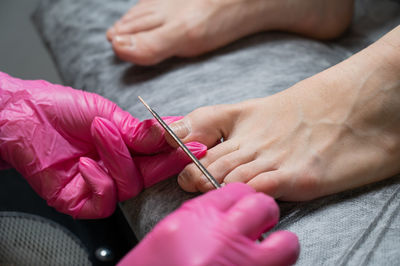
[106,0,354,65]
[168,26,400,201]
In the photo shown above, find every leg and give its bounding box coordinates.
[171,25,400,201]
[106,0,354,65]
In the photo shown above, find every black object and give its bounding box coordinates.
[0,169,137,266]
[0,211,91,265]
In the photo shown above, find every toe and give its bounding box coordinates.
[168,104,240,148]
[107,2,158,41]
[223,159,277,184]
[120,3,157,23]
[177,140,239,192]
[206,149,255,184]
[111,26,178,65]
[113,15,164,36]
[247,171,287,199]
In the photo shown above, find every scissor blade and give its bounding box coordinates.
[138,96,221,189]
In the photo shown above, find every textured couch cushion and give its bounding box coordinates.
[33,0,400,264]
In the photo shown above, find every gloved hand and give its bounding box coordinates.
[118,183,299,266]
[0,72,206,219]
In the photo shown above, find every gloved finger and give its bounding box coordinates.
[50,158,117,219]
[185,183,256,212]
[224,193,279,240]
[91,117,143,201]
[85,97,181,153]
[78,157,118,219]
[126,116,183,154]
[134,141,207,188]
[256,231,300,266]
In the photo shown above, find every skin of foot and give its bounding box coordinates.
[106,0,354,65]
[167,26,400,201]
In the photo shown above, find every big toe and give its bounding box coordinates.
[107,14,163,42]
[112,27,177,65]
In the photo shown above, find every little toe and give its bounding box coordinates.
[112,27,178,65]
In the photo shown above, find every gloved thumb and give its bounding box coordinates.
[91,117,143,201]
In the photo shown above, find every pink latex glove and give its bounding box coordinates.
[118,183,300,266]
[0,72,206,219]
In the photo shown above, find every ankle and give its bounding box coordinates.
[323,27,400,151]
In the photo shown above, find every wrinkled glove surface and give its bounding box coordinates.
[0,72,206,218]
[118,183,300,266]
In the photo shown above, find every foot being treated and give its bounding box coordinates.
[169,26,400,201]
[107,0,354,65]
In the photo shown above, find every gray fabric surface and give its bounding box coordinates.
[32,0,400,264]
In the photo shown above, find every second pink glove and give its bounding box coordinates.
[118,183,300,266]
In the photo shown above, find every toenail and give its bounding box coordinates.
[178,171,190,186]
[170,120,190,139]
[114,35,135,49]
